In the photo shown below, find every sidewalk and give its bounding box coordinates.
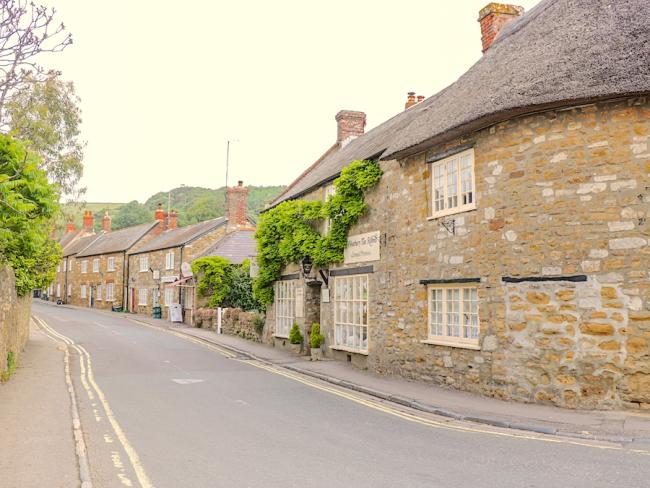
[0,322,80,488]
[126,313,650,445]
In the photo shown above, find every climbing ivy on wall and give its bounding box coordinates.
[253,159,382,306]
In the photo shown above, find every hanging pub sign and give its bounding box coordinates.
[343,230,380,264]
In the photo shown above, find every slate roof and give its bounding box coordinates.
[271,0,650,207]
[199,229,257,264]
[77,222,159,257]
[128,217,227,255]
[59,229,84,250]
[62,233,103,258]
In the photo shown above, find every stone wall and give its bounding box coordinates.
[268,97,650,410]
[196,307,263,342]
[0,266,32,379]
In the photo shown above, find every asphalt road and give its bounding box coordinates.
[32,301,650,488]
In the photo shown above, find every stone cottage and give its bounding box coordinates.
[263,0,650,410]
[127,181,255,322]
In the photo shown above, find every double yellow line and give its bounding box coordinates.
[34,315,155,488]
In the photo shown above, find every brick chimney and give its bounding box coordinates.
[417,95,425,103]
[168,210,178,230]
[82,210,94,231]
[102,211,112,232]
[478,3,524,53]
[65,222,75,234]
[226,181,249,228]
[335,110,366,147]
[405,92,417,110]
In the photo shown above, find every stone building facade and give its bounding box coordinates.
[263,1,650,409]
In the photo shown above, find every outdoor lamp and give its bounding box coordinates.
[301,256,313,277]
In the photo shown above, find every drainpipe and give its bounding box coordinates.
[179,245,184,310]
[123,251,128,311]
[64,257,68,304]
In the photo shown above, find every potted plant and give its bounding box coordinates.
[288,322,303,355]
[309,323,325,361]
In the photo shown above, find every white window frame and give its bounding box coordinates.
[138,288,148,306]
[275,280,296,338]
[92,258,99,273]
[165,251,175,270]
[63,260,67,272]
[429,148,476,219]
[81,260,88,274]
[139,255,149,272]
[424,285,480,350]
[164,286,174,307]
[56,283,61,298]
[80,284,87,299]
[107,257,115,272]
[105,283,114,302]
[333,274,369,354]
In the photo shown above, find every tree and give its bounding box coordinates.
[0,1,71,123]
[184,195,222,225]
[0,134,60,295]
[112,201,151,230]
[7,73,85,197]
[192,256,232,308]
[222,260,259,311]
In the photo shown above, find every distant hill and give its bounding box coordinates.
[62,185,285,233]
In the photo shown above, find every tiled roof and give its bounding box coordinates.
[62,233,103,258]
[128,217,227,255]
[77,222,159,257]
[272,0,650,206]
[199,229,257,264]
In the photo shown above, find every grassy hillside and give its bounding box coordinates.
[61,185,285,233]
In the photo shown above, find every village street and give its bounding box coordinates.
[1,301,645,488]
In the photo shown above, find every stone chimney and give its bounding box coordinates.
[82,210,94,231]
[168,210,178,230]
[226,181,249,228]
[335,110,366,147]
[65,222,75,234]
[102,211,112,232]
[478,3,524,53]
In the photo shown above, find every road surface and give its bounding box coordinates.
[32,301,650,488]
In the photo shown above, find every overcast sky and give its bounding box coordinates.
[44,0,541,203]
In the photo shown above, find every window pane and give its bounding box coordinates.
[446,159,458,209]
[461,154,473,205]
[434,164,445,212]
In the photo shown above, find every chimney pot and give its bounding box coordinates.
[417,95,425,103]
[335,110,366,146]
[168,210,178,230]
[65,222,75,234]
[478,3,524,53]
[82,210,94,231]
[405,92,417,110]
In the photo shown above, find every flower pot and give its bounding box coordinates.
[310,347,323,361]
[289,343,302,355]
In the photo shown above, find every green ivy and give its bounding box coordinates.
[191,256,232,308]
[253,160,382,306]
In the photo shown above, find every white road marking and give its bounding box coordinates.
[172,379,204,385]
[94,322,108,328]
[235,400,249,406]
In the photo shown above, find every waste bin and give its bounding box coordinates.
[152,306,162,319]
[169,303,183,323]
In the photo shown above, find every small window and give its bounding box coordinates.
[140,255,149,272]
[80,285,87,299]
[164,287,174,307]
[107,257,115,272]
[63,260,67,272]
[81,261,88,274]
[138,288,148,306]
[425,285,480,349]
[429,148,476,219]
[165,251,174,270]
[106,283,114,302]
[93,259,99,273]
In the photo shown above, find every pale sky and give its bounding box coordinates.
[43,0,541,203]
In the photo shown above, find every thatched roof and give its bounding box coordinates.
[272,0,650,206]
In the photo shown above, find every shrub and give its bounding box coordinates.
[309,323,325,349]
[1,351,16,382]
[288,322,303,345]
[252,314,265,335]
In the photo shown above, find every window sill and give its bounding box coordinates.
[428,204,477,221]
[273,334,289,340]
[330,345,369,356]
[421,338,480,350]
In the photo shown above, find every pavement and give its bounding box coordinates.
[119,307,650,445]
[0,321,80,488]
